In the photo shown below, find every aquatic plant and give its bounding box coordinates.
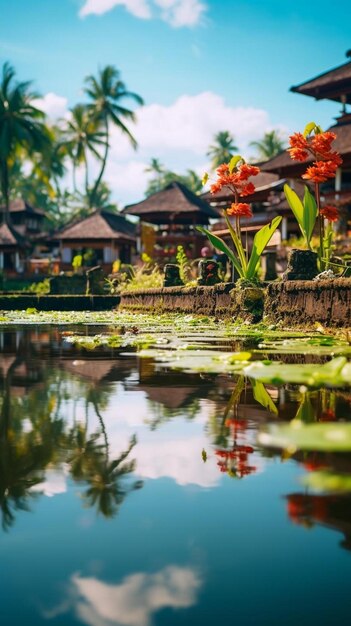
[284,123,342,269]
[200,157,282,282]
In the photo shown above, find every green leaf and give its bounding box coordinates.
[302,471,351,493]
[251,379,278,415]
[202,172,209,186]
[246,216,282,279]
[303,121,317,137]
[228,155,242,173]
[284,184,306,240]
[303,185,318,244]
[196,226,244,277]
[244,356,350,387]
[223,211,247,272]
[259,422,351,453]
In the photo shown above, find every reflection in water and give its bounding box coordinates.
[286,493,351,551]
[2,326,351,624]
[0,328,140,529]
[45,566,202,626]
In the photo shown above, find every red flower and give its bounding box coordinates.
[302,160,339,183]
[227,202,253,218]
[288,133,309,162]
[288,128,342,182]
[319,205,339,223]
[238,163,260,180]
[210,161,261,199]
[311,131,337,158]
[240,182,256,196]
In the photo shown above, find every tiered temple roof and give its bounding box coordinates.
[291,56,351,104]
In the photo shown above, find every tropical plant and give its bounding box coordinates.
[199,157,282,282]
[62,104,105,195]
[0,61,51,223]
[145,165,202,196]
[176,245,191,283]
[207,131,238,171]
[250,130,285,161]
[284,122,342,268]
[117,261,164,292]
[84,65,143,206]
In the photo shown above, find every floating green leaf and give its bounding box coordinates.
[259,421,351,452]
[302,471,351,493]
[244,357,351,388]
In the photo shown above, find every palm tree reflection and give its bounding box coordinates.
[0,353,142,529]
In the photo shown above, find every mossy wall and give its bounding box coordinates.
[265,279,351,327]
[120,279,351,327]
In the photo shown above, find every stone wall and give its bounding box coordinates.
[265,279,351,327]
[120,283,236,317]
[120,279,351,327]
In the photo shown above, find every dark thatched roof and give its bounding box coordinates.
[0,198,46,216]
[0,223,28,248]
[122,182,219,222]
[291,59,351,103]
[261,122,351,176]
[55,210,136,242]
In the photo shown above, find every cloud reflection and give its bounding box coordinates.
[45,566,201,626]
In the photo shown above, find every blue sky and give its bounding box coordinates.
[1,0,350,204]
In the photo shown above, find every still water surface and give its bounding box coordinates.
[1,325,351,625]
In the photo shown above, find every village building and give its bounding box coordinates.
[53,209,136,272]
[261,52,351,240]
[122,181,219,261]
[0,199,47,274]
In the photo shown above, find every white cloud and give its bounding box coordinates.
[33,92,69,121]
[45,566,201,626]
[79,0,207,26]
[38,89,282,204]
[31,465,68,498]
[105,91,277,203]
[79,0,151,19]
[154,0,206,27]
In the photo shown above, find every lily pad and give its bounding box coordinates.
[244,357,351,388]
[259,421,351,452]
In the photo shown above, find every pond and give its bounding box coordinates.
[1,316,351,626]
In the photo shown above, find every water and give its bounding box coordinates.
[1,325,351,625]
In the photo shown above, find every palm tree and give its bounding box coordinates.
[0,62,51,224]
[207,131,238,170]
[82,434,141,518]
[62,104,105,195]
[84,65,143,206]
[250,130,285,161]
[145,158,164,177]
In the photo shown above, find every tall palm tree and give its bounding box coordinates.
[0,62,50,224]
[63,104,105,195]
[84,65,143,206]
[250,130,285,161]
[145,158,164,177]
[207,131,238,170]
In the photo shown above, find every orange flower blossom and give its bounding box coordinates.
[319,205,339,222]
[288,129,342,183]
[227,202,253,218]
[210,161,260,201]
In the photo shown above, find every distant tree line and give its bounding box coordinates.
[0,61,285,227]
